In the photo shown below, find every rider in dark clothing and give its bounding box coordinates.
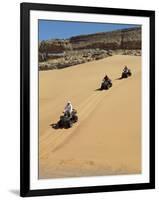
[103,75,111,83]
[123,66,129,73]
[103,75,109,81]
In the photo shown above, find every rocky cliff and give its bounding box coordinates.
[39,27,141,53]
[70,27,141,50]
[39,27,141,70]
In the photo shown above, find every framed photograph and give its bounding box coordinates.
[20,2,155,197]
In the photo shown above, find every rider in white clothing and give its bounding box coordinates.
[64,101,73,117]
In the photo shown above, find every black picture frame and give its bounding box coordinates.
[20,2,155,197]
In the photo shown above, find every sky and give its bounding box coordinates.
[39,20,139,41]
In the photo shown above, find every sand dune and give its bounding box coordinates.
[39,55,141,179]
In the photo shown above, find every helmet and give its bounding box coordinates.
[67,101,71,104]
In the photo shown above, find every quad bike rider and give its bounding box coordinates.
[100,74,112,90]
[64,101,73,118]
[54,101,78,129]
[122,66,132,78]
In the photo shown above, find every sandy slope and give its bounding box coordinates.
[39,55,141,179]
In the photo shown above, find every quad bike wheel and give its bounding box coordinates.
[73,115,78,122]
[128,72,132,76]
[122,73,128,78]
[65,120,73,128]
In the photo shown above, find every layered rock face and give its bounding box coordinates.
[70,27,141,50]
[39,39,72,53]
[39,27,141,70]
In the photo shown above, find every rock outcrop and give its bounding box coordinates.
[39,39,72,53]
[70,27,141,50]
[39,27,141,70]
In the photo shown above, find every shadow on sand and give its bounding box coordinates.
[50,123,60,130]
[94,88,102,91]
[115,77,123,80]
[50,123,70,130]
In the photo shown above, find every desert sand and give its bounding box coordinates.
[39,55,141,179]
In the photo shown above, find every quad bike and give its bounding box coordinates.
[121,69,132,78]
[100,80,112,90]
[53,109,78,129]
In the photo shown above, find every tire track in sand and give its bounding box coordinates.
[39,91,99,142]
[40,90,108,158]
[40,76,133,158]
[39,90,104,145]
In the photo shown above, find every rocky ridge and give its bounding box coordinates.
[39,27,141,70]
